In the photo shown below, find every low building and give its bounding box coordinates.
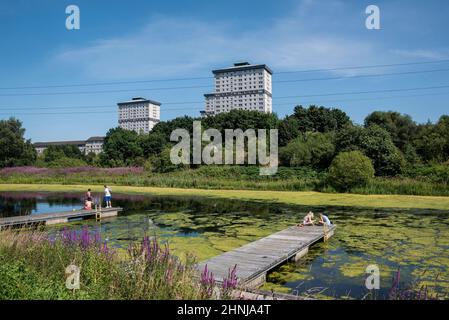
[117,97,161,134]
[85,136,105,155]
[34,136,105,155]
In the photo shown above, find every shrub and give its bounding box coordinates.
[143,159,153,173]
[328,151,375,191]
[279,132,335,169]
[405,163,449,184]
[150,146,184,173]
[43,145,84,163]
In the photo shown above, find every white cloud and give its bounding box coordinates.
[54,1,425,80]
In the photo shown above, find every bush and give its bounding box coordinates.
[47,157,88,168]
[43,145,84,163]
[279,132,335,169]
[405,163,449,184]
[328,151,375,191]
[143,159,153,173]
[150,146,188,173]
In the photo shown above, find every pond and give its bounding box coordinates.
[0,191,448,299]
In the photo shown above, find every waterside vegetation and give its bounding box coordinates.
[0,227,237,299]
[1,183,449,210]
[1,107,449,197]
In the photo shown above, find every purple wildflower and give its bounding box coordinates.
[222,264,238,291]
[200,264,216,297]
[0,166,144,176]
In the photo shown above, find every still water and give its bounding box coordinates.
[1,191,448,299]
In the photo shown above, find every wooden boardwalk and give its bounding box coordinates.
[197,225,336,289]
[0,207,123,229]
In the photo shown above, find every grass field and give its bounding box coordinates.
[2,166,449,196]
[1,183,448,210]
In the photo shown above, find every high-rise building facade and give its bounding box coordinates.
[202,62,272,116]
[117,97,161,134]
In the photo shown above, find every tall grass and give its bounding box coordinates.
[352,177,449,196]
[388,269,441,300]
[1,165,449,196]
[0,166,322,191]
[0,227,236,300]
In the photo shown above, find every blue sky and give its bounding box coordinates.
[0,0,448,141]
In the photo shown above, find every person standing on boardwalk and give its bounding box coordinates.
[104,185,112,208]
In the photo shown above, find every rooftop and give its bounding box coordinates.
[212,62,273,75]
[117,97,162,106]
[34,136,105,147]
[86,136,105,142]
[34,140,86,147]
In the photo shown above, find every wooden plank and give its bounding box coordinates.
[197,225,336,288]
[0,207,123,228]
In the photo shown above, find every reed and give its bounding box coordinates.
[0,227,230,300]
[1,165,449,196]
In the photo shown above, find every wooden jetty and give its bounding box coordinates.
[197,225,336,289]
[0,207,123,229]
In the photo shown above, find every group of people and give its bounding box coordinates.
[83,185,113,210]
[297,211,332,227]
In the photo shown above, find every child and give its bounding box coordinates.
[297,211,315,227]
[84,199,92,210]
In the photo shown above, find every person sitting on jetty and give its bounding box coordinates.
[297,211,315,227]
[83,199,93,210]
[318,213,332,227]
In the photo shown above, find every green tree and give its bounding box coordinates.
[203,109,279,133]
[358,125,406,176]
[85,152,99,166]
[43,145,84,163]
[279,132,335,169]
[150,145,184,173]
[292,105,351,133]
[364,111,418,152]
[139,132,167,157]
[101,127,143,167]
[152,116,196,138]
[278,116,301,147]
[334,124,364,153]
[414,116,449,163]
[328,151,375,191]
[0,118,36,168]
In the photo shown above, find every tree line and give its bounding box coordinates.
[1,106,448,190]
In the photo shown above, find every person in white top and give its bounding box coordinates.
[104,185,112,208]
